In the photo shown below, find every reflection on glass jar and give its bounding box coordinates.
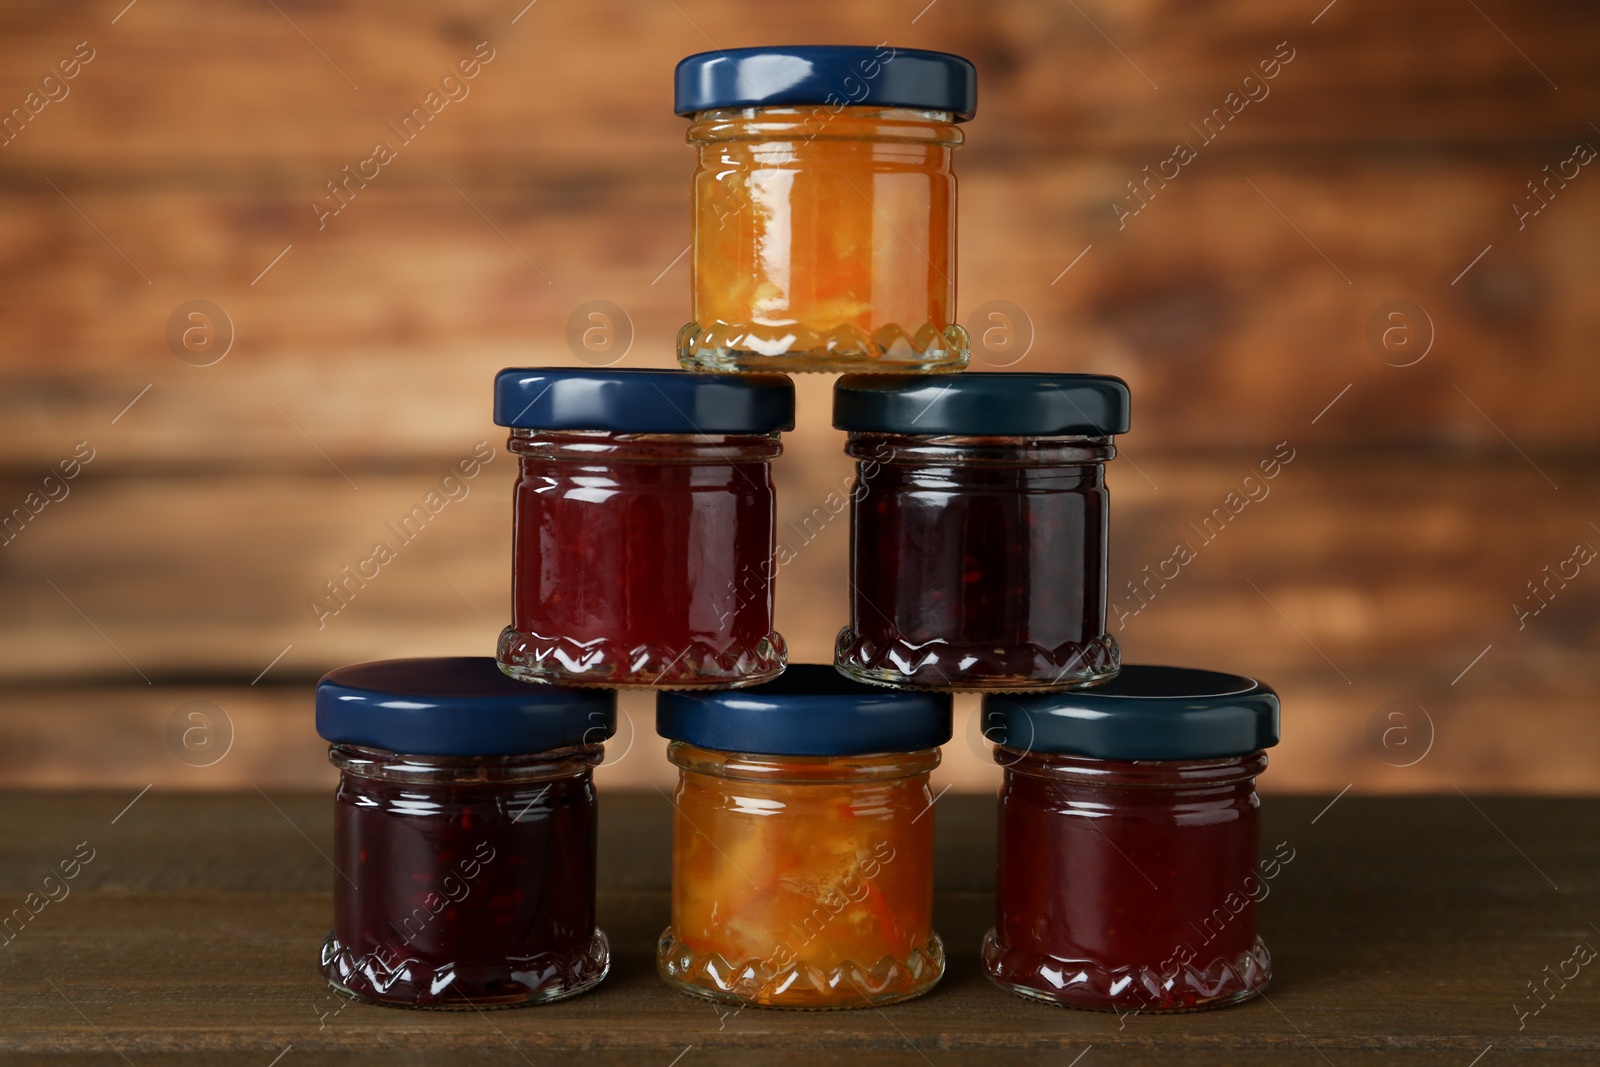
[655,665,952,1009]
[494,369,795,689]
[314,658,616,1009]
[673,47,976,373]
[980,666,1282,1012]
[832,373,1131,691]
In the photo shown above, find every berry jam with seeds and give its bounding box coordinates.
[836,433,1119,691]
[320,744,608,1008]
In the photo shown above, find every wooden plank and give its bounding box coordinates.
[0,159,1596,467]
[0,0,1594,172]
[0,793,1592,1061]
[3,451,1593,682]
[1,447,1595,793]
[1,677,1597,795]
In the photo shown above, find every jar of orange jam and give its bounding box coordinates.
[674,46,976,373]
[655,665,952,1009]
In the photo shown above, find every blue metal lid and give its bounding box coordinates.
[981,666,1280,762]
[656,664,952,757]
[315,657,615,757]
[495,368,795,435]
[833,372,1130,437]
[675,46,977,121]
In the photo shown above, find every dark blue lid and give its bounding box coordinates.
[833,373,1130,437]
[315,657,615,757]
[656,664,952,757]
[495,368,795,435]
[981,666,1279,761]
[675,46,976,121]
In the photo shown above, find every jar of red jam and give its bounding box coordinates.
[832,372,1130,691]
[674,46,976,373]
[655,664,952,1009]
[494,368,795,689]
[981,665,1281,1012]
[314,657,614,1009]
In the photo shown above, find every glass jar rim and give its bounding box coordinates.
[685,106,963,147]
[995,746,1268,788]
[329,742,604,784]
[668,740,941,784]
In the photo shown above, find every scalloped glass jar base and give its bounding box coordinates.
[677,321,969,374]
[498,626,786,690]
[656,928,945,1010]
[320,928,610,1010]
[980,930,1271,1013]
[834,628,1120,692]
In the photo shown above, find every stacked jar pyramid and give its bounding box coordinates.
[313,46,1281,1015]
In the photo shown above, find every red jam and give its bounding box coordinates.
[320,744,608,1008]
[836,434,1119,691]
[500,430,785,688]
[983,749,1273,1012]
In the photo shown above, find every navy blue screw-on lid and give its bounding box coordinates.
[981,666,1280,762]
[657,664,952,757]
[495,368,795,435]
[675,46,977,121]
[316,657,616,757]
[833,373,1131,437]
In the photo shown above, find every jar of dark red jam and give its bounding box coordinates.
[981,665,1281,1012]
[494,368,795,689]
[832,372,1130,691]
[314,657,614,1009]
[674,46,975,373]
[655,665,952,1009]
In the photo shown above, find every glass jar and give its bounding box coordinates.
[980,666,1281,1012]
[655,665,952,1009]
[314,657,615,1009]
[832,373,1131,691]
[494,368,795,689]
[673,45,976,373]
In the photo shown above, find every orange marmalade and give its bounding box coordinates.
[678,106,967,373]
[658,742,944,1008]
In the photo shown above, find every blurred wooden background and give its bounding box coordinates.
[1,0,1597,794]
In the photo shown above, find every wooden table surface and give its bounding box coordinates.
[1,791,1595,1065]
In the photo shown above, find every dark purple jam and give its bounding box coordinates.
[319,745,607,1008]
